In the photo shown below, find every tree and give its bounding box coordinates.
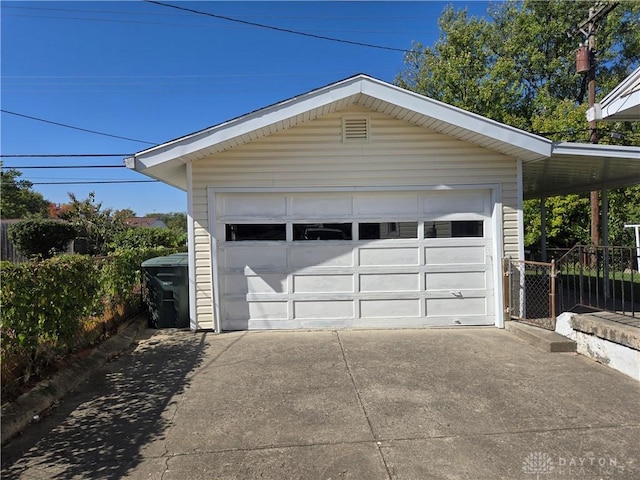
[53,192,128,255]
[0,168,50,219]
[396,1,640,138]
[395,0,640,248]
[108,227,186,251]
[146,212,187,235]
[8,219,77,258]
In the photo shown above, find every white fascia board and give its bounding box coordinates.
[551,142,640,160]
[360,79,552,159]
[133,79,364,169]
[599,67,640,108]
[601,90,640,121]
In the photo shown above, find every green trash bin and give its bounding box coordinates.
[142,253,189,328]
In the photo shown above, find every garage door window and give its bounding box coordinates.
[425,221,483,238]
[226,224,286,241]
[293,223,353,240]
[359,222,418,240]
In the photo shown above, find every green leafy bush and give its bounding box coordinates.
[108,227,187,251]
[8,219,77,258]
[101,247,181,306]
[0,247,181,397]
[1,255,101,381]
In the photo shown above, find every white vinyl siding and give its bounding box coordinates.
[189,106,519,330]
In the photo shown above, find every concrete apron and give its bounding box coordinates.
[2,327,639,479]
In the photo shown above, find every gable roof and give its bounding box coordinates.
[127,74,639,198]
[126,74,552,190]
[587,67,640,122]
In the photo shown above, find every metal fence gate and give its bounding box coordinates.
[503,258,557,330]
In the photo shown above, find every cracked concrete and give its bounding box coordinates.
[2,327,639,479]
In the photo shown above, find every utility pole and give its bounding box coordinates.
[573,2,618,247]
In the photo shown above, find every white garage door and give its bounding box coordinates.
[213,190,495,330]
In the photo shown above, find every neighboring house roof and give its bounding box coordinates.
[587,67,640,122]
[127,74,639,199]
[125,217,167,228]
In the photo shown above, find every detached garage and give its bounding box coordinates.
[126,74,555,331]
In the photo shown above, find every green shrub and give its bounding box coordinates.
[1,247,184,395]
[108,227,186,251]
[8,219,77,258]
[101,246,180,306]
[1,255,101,380]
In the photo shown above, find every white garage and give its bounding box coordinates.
[127,74,566,332]
[214,189,496,330]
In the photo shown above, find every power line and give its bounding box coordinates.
[2,71,380,79]
[4,12,438,36]
[3,165,125,169]
[533,128,591,136]
[144,1,411,53]
[1,154,130,158]
[4,4,431,21]
[30,180,159,185]
[0,110,157,145]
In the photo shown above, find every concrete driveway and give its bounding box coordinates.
[2,327,639,479]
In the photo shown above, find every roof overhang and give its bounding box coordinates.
[523,142,640,199]
[586,67,640,122]
[126,74,552,190]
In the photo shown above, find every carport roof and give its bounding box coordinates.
[587,67,640,122]
[126,74,639,197]
[524,143,640,199]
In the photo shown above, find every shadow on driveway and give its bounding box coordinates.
[1,330,210,479]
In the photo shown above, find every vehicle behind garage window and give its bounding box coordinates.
[226,224,286,241]
[293,223,352,240]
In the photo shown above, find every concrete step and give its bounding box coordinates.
[505,321,577,353]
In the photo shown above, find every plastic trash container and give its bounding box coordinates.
[142,253,189,328]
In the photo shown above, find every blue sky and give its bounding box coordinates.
[2,1,489,216]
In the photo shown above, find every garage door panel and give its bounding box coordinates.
[293,274,353,293]
[426,272,486,290]
[223,274,288,295]
[359,247,419,266]
[360,299,420,318]
[290,246,354,268]
[425,246,485,265]
[289,194,353,217]
[354,193,418,216]
[360,273,419,292]
[294,300,354,319]
[223,247,288,270]
[427,297,486,316]
[219,194,286,217]
[224,299,287,320]
[421,191,489,215]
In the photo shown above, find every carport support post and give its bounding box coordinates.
[540,197,547,262]
[603,189,610,299]
[624,224,640,271]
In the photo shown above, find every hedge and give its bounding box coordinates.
[0,247,181,398]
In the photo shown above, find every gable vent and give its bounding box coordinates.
[343,117,369,141]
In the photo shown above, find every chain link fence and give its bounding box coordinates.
[504,258,557,330]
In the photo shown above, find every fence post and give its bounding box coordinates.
[503,257,511,320]
[550,259,557,330]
